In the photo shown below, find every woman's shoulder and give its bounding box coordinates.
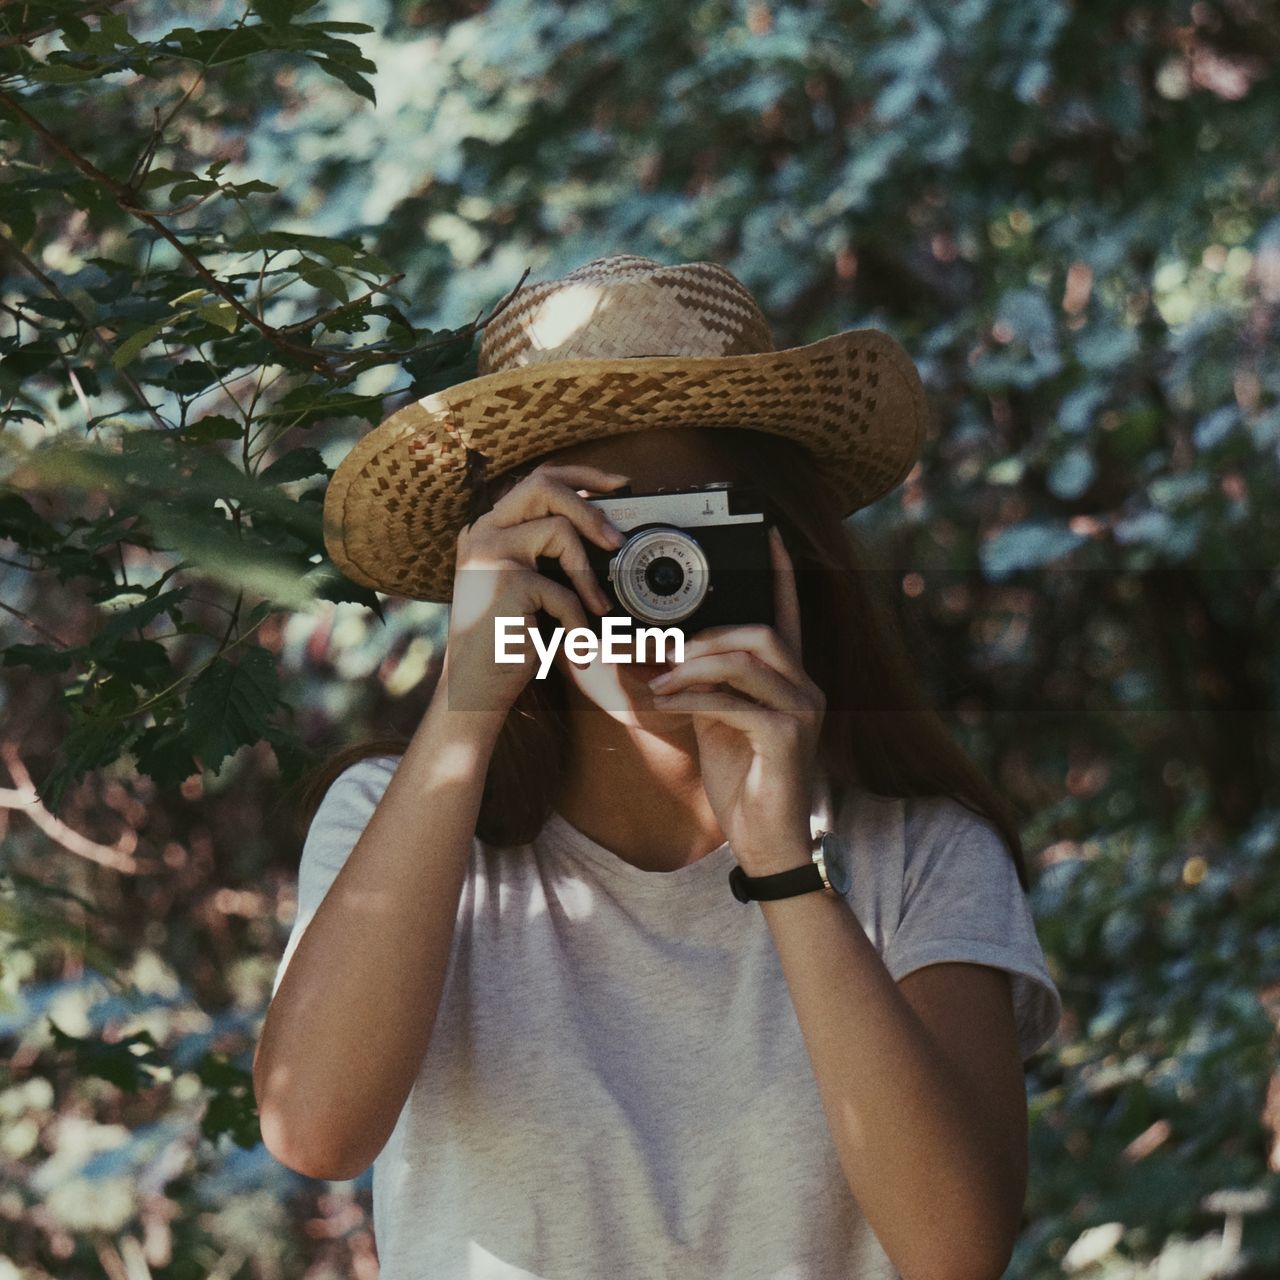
[313,752,404,820]
[332,752,403,785]
[900,791,998,837]
[832,785,1011,882]
[894,792,1022,901]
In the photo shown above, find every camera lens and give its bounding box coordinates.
[610,527,709,624]
[644,557,684,597]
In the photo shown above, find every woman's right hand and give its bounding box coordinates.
[440,463,631,713]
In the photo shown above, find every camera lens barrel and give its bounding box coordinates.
[610,527,710,624]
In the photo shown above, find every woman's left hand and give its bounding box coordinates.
[646,525,825,875]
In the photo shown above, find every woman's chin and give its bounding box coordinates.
[560,658,688,721]
[623,657,673,682]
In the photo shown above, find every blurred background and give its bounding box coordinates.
[1,0,1278,1276]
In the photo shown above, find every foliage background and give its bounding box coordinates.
[1,0,1278,1276]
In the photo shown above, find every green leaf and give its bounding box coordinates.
[311,565,385,615]
[0,338,64,385]
[142,360,222,396]
[310,56,376,103]
[197,301,240,333]
[321,297,375,334]
[90,588,193,654]
[257,384,388,429]
[1,644,74,674]
[26,62,102,84]
[73,510,139,555]
[260,447,329,483]
[403,331,478,399]
[0,492,62,552]
[60,16,93,49]
[38,714,140,816]
[227,231,361,266]
[154,25,274,68]
[197,1051,260,1149]
[133,720,199,789]
[101,14,138,47]
[308,22,377,35]
[179,415,244,444]
[168,176,220,201]
[185,646,279,773]
[296,261,350,303]
[0,408,43,428]
[263,722,317,789]
[139,166,199,192]
[146,509,321,607]
[111,320,167,369]
[224,178,279,197]
[47,1023,164,1093]
[1,198,36,247]
[20,296,79,322]
[100,639,172,689]
[250,0,324,24]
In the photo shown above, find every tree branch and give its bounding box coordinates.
[0,86,530,381]
[0,231,172,431]
[0,84,341,373]
[0,598,70,647]
[276,274,407,334]
[0,742,161,875]
[0,0,130,51]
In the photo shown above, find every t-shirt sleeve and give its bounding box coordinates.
[270,755,401,1001]
[883,794,1063,1062]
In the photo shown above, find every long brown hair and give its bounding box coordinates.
[291,428,1033,892]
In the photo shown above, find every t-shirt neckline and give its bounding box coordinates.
[538,809,739,894]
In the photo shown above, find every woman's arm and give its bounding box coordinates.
[253,461,625,1180]
[758,879,1027,1280]
[646,530,1039,1279]
[252,675,504,1181]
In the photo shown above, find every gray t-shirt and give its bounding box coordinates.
[270,754,1062,1280]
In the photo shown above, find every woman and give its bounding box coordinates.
[254,255,1062,1280]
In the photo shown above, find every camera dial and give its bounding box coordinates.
[609,526,710,624]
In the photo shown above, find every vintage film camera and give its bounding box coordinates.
[535,482,776,641]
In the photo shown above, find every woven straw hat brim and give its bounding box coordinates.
[323,325,928,602]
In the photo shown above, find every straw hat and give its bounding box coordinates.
[323,253,929,601]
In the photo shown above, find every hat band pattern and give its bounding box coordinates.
[477,256,775,373]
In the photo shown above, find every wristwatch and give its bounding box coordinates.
[729,830,852,903]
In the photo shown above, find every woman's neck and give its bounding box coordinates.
[554,687,727,872]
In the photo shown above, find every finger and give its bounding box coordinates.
[649,688,775,737]
[649,651,808,716]
[504,514,612,614]
[682,623,808,689]
[475,514,609,613]
[528,575,592,639]
[769,525,803,658]
[643,678,719,699]
[486,466,629,552]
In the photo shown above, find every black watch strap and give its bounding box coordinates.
[729,860,825,903]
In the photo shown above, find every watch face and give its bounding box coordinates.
[819,832,853,896]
